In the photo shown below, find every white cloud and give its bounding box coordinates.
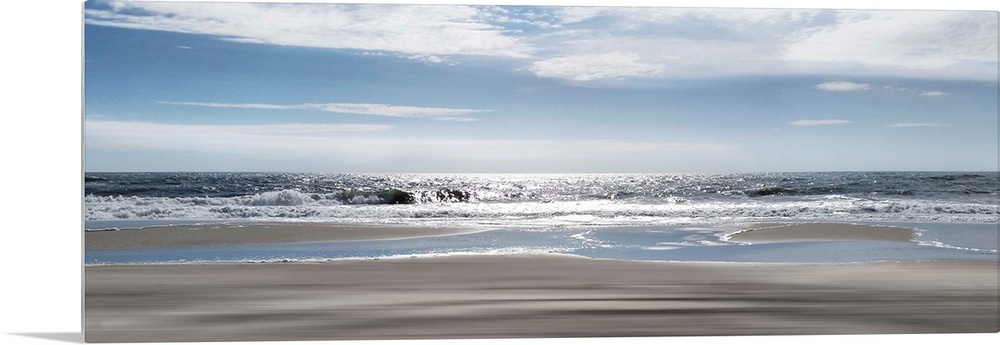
[406,54,456,65]
[554,7,608,25]
[529,52,664,82]
[789,119,852,126]
[919,91,949,97]
[525,8,805,81]
[480,5,561,29]
[159,101,492,121]
[783,11,998,79]
[540,7,997,81]
[85,1,532,58]
[816,81,869,91]
[85,2,999,83]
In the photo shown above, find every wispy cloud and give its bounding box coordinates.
[919,91,949,97]
[889,122,950,127]
[881,85,952,97]
[176,45,193,50]
[313,103,490,121]
[159,101,492,121]
[789,119,852,126]
[816,81,869,91]
[86,120,393,136]
[529,52,664,82]
[85,1,533,58]
[159,101,290,110]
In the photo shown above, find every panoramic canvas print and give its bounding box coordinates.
[83,0,999,343]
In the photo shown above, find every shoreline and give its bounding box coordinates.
[85,222,480,250]
[85,254,999,342]
[86,221,926,250]
[85,221,987,264]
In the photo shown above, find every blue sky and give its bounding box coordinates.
[83,0,999,173]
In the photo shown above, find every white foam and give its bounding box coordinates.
[249,189,314,206]
[552,214,597,222]
[84,194,1000,228]
[914,240,999,254]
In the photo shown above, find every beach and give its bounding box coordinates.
[84,222,1000,342]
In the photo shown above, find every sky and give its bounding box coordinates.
[82,0,1000,173]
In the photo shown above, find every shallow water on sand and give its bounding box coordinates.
[85,222,998,265]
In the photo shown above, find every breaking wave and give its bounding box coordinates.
[84,193,998,228]
[83,172,999,228]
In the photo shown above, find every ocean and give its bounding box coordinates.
[84,172,999,265]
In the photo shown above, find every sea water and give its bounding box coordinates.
[84,172,999,264]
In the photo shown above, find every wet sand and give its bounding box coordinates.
[85,255,999,342]
[86,222,475,249]
[727,222,915,243]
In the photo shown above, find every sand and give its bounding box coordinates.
[85,255,999,342]
[84,222,1000,342]
[86,222,476,249]
[727,222,915,243]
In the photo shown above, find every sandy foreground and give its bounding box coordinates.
[84,222,999,342]
[85,256,998,342]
